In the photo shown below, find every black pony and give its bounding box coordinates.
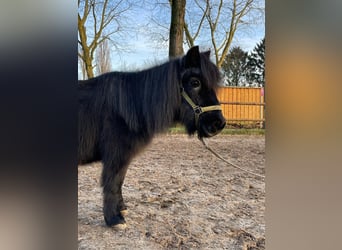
[78,46,226,228]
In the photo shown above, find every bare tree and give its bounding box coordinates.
[95,37,112,75]
[78,0,132,79]
[144,0,263,67]
[183,0,209,48]
[185,0,264,68]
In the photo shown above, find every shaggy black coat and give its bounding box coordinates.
[78,46,225,227]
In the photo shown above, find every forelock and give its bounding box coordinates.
[199,52,222,90]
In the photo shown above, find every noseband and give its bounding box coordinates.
[180,87,222,128]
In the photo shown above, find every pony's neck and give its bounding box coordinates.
[140,58,182,135]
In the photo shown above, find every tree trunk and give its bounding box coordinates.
[169,0,186,58]
[78,14,94,79]
[84,53,94,79]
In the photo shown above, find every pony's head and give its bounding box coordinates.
[178,46,226,138]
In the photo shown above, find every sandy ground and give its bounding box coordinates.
[78,134,265,249]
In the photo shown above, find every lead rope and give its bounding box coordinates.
[199,137,265,180]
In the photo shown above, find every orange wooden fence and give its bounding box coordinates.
[217,87,265,128]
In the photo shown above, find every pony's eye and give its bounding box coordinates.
[191,79,201,89]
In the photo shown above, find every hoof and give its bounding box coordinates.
[120,209,128,216]
[113,223,127,230]
[104,214,126,228]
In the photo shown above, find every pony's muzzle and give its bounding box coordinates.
[206,117,226,136]
[211,117,226,132]
[199,112,226,137]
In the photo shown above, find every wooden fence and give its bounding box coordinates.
[217,87,265,128]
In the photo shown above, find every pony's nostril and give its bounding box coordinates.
[213,119,226,131]
[213,121,220,130]
[207,119,225,134]
[219,119,226,130]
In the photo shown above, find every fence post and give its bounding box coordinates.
[260,87,265,129]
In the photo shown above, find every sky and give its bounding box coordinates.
[79,0,265,76]
[110,26,265,71]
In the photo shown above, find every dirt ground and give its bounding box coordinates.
[78,134,265,250]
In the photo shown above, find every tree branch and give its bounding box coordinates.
[192,0,209,41]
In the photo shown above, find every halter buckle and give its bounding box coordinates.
[193,106,202,115]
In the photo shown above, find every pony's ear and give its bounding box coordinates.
[184,46,200,68]
[203,50,211,59]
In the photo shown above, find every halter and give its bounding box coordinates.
[180,87,222,128]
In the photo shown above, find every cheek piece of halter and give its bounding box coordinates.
[180,86,222,129]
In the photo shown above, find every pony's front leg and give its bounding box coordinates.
[101,161,129,228]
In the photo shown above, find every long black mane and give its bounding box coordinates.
[79,52,221,136]
[79,58,183,137]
